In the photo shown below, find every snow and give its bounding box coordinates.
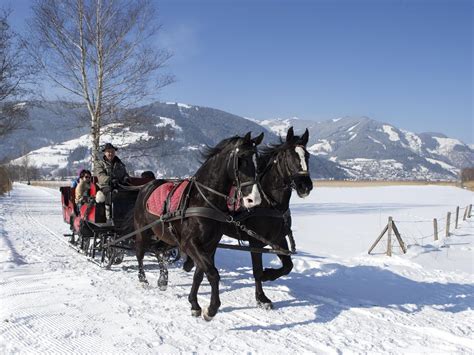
[308,139,333,155]
[332,118,342,122]
[402,129,423,153]
[260,119,291,136]
[155,117,183,131]
[349,132,357,141]
[165,102,192,109]
[1,184,473,353]
[432,137,464,155]
[347,122,359,132]
[382,125,400,142]
[426,158,457,171]
[11,124,153,171]
[368,135,387,150]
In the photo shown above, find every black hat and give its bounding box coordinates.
[102,143,118,152]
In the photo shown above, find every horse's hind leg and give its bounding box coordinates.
[135,233,148,284]
[156,251,169,291]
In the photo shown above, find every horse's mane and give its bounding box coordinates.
[260,138,290,158]
[200,135,242,162]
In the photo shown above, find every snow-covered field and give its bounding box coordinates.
[0,183,473,353]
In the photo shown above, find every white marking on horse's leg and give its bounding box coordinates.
[295,147,307,172]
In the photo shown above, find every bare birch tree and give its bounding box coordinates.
[0,9,33,137]
[27,0,174,168]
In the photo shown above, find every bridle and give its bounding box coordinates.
[258,144,310,194]
[193,145,259,210]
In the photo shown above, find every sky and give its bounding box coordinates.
[5,0,473,144]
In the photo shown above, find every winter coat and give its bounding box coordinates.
[94,156,129,188]
[75,179,90,204]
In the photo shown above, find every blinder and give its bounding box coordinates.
[260,144,310,191]
[227,146,259,203]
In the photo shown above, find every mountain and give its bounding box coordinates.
[6,101,347,179]
[258,116,473,180]
[4,102,471,180]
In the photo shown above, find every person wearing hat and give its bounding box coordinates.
[94,143,130,220]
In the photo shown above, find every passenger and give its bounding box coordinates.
[141,170,156,179]
[94,143,129,221]
[70,177,80,188]
[74,169,92,207]
[94,143,129,188]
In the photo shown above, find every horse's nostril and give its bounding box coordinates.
[247,199,253,204]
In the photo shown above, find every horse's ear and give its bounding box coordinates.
[243,132,251,142]
[253,132,264,146]
[301,128,309,145]
[286,126,294,142]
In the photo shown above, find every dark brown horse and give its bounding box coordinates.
[185,127,313,310]
[131,132,264,320]
[230,127,313,309]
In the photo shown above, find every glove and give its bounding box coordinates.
[111,178,118,187]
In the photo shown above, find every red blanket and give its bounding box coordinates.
[146,180,190,217]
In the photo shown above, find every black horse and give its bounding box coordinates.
[131,132,264,320]
[185,127,313,310]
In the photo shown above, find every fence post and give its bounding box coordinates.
[433,218,438,241]
[445,212,451,237]
[469,204,472,218]
[463,206,468,221]
[387,216,393,256]
[455,206,459,228]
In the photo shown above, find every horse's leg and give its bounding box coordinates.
[135,233,148,284]
[250,246,273,309]
[261,238,293,282]
[185,239,221,320]
[183,255,195,272]
[156,251,169,291]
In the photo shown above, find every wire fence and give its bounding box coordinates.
[370,203,472,255]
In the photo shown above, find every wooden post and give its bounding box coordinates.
[391,221,407,254]
[445,212,451,237]
[433,218,438,241]
[387,217,393,256]
[469,204,472,218]
[463,206,468,221]
[368,224,388,254]
[455,206,459,228]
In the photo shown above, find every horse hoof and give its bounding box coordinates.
[257,301,273,310]
[202,307,214,321]
[158,284,168,291]
[191,309,202,317]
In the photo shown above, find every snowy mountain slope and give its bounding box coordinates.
[5,102,348,179]
[0,184,472,353]
[259,117,473,180]
[2,101,470,180]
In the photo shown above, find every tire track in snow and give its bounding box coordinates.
[1,190,124,353]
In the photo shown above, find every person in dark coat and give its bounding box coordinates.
[94,143,129,221]
[94,143,129,189]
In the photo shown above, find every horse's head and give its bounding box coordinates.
[261,127,313,198]
[228,132,264,208]
[283,127,313,197]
